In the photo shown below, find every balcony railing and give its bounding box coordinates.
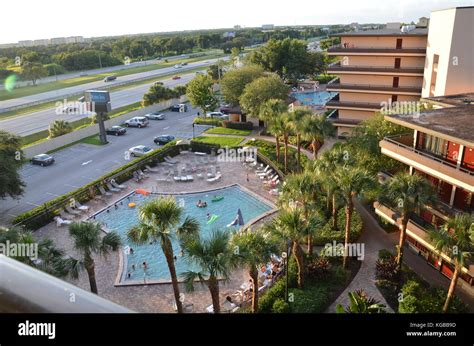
[326,83,421,94]
[327,63,424,75]
[326,100,382,110]
[384,135,474,176]
[327,44,426,54]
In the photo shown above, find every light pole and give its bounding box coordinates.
[285,239,291,303]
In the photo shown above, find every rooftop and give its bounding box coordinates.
[385,105,474,146]
[422,93,474,107]
[331,27,428,37]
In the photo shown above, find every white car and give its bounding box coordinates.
[128,145,153,157]
[206,111,228,119]
[145,112,165,120]
[62,105,80,114]
[124,117,149,128]
[173,64,182,69]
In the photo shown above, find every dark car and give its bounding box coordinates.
[106,126,127,136]
[154,135,175,145]
[169,104,188,112]
[103,75,117,82]
[31,154,55,166]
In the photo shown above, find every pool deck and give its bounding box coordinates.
[34,151,279,313]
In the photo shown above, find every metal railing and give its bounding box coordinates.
[383,135,474,176]
[327,62,424,73]
[0,255,133,313]
[326,83,421,93]
[328,44,426,52]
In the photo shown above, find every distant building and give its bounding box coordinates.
[33,39,49,46]
[223,32,236,39]
[50,37,67,45]
[262,24,274,30]
[65,36,84,44]
[18,40,34,47]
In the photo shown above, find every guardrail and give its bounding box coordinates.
[0,255,133,313]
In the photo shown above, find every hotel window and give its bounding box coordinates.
[429,54,439,97]
[416,132,447,157]
[461,146,474,171]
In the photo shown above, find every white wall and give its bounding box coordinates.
[23,96,187,158]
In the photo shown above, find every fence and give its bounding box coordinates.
[22,95,187,158]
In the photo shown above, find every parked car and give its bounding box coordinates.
[31,154,55,166]
[128,145,153,157]
[106,126,127,136]
[154,135,175,145]
[169,104,188,112]
[219,106,232,114]
[124,117,149,128]
[145,112,165,120]
[103,75,117,82]
[206,111,228,119]
[172,75,181,80]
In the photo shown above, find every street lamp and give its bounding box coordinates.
[192,123,195,139]
[285,239,291,303]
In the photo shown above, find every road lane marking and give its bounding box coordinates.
[163,126,170,130]
[26,202,41,207]
[64,183,80,188]
[46,192,61,197]
[81,160,93,166]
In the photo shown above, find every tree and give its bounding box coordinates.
[381,172,437,271]
[0,130,25,199]
[142,84,175,107]
[231,229,278,312]
[207,64,220,82]
[336,290,386,313]
[272,208,307,288]
[21,62,48,86]
[220,65,264,106]
[301,114,335,157]
[332,164,376,268]
[259,99,287,162]
[181,229,236,313]
[66,222,121,294]
[239,74,289,117]
[48,120,72,138]
[127,197,199,313]
[288,108,312,171]
[278,113,294,173]
[429,214,474,313]
[186,74,218,115]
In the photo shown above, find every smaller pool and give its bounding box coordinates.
[291,91,338,106]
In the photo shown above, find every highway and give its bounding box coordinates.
[0,57,223,110]
[0,106,210,225]
[0,72,196,136]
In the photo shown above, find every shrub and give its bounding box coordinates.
[193,117,222,126]
[189,140,220,154]
[90,112,110,124]
[378,249,395,260]
[221,120,253,131]
[258,279,286,313]
[375,256,399,281]
[288,285,331,313]
[307,257,331,280]
[314,208,363,245]
[313,74,337,84]
[48,120,72,138]
[271,298,290,313]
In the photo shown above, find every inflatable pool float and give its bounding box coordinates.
[207,214,219,225]
[196,203,207,208]
[211,196,224,202]
[135,189,150,196]
[128,202,136,208]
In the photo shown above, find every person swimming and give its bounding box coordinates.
[206,213,211,220]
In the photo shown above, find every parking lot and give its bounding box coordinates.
[0,105,211,224]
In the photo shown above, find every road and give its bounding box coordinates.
[0,57,223,109]
[0,72,197,136]
[0,106,210,225]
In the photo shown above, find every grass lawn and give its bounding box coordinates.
[193,135,244,147]
[80,135,107,146]
[205,127,251,136]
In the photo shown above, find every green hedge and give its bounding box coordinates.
[189,140,220,153]
[258,279,287,313]
[221,120,253,131]
[314,208,363,245]
[251,139,309,173]
[13,141,181,230]
[193,117,222,126]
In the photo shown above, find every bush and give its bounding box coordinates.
[48,120,72,138]
[375,256,399,281]
[258,279,286,313]
[307,257,331,280]
[90,112,110,124]
[313,74,337,84]
[314,208,363,245]
[189,140,220,154]
[288,285,331,313]
[193,117,222,126]
[378,249,395,260]
[251,139,308,173]
[272,299,290,313]
[221,120,253,131]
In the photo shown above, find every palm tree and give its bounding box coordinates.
[48,120,72,138]
[181,229,236,313]
[127,197,199,313]
[381,172,437,270]
[301,114,335,157]
[289,108,312,171]
[267,114,285,162]
[280,112,294,173]
[332,165,376,268]
[231,228,278,312]
[272,208,307,288]
[336,290,386,313]
[429,214,474,313]
[67,222,121,294]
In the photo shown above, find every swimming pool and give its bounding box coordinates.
[290,91,338,106]
[93,185,274,283]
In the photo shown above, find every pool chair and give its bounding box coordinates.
[106,182,120,193]
[269,188,280,196]
[65,206,81,216]
[98,186,112,197]
[144,165,159,173]
[180,176,189,182]
[186,175,194,181]
[110,179,126,190]
[206,174,221,183]
[74,201,90,212]
[165,156,178,164]
[255,164,269,173]
[132,171,142,182]
[137,169,149,179]
[54,216,72,227]
[259,171,274,179]
[264,175,279,185]
[59,210,74,220]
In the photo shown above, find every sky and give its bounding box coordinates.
[0,0,472,44]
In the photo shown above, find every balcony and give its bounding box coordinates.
[326,83,421,95]
[326,100,382,111]
[327,44,426,56]
[327,63,424,76]
[380,135,474,192]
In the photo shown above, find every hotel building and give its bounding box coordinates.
[374,93,474,287]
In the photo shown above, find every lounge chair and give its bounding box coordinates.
[74,201,90,212]
[206,174,222,183]
[132,171,142,182]
[257,168,272,177]
[194,151,206,156]
[59,210,74,220]
[256,164,269,173]
[65,205,81,216]
[165,156,178,164]
[137,169,149,179]
[264,175,279,185]
[145,165,159,173]
[106,182,120,193]
[54,216,72,227]
[110,179,126,190]
[186,175,194,181]
[269,188,280,196]
[98,186,112,197]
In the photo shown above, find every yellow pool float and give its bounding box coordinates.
[128,202,136,208]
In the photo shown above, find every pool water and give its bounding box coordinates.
[93,185,273,282]
[291,91,338,106]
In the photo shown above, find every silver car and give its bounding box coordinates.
[145,112,165,120]
[128,145,153,157]
[124,116,149,128]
